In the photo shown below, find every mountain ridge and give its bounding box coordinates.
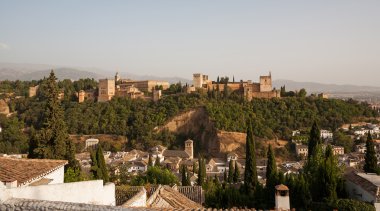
[273,79,380,93]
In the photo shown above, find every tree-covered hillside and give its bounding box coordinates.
[206,97,377,140]
[0,77,378,154]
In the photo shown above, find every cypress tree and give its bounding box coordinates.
[96,145,109,183]
[308,121,321,158]
[202,157,206,180]
[233,160,240,183]
[197,157,205,186]
[193,161,197,173]
[228,159,234,183]
[364,132,378,173]
[155,155,161,167]
[265,145,277,208]
[323,145,339,201]
[181,165,188,186]
[223,170,227,182]
[148,154,153,167]
[186,167,191,186]
[214,174,220,186]
[90,149,102,179]
[244,119,258,192]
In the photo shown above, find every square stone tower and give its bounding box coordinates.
[185,139,194,159]
[193,73,203,88]
[98,79,115,102]
[259,72,272,92]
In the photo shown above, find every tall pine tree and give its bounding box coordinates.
[244,119,258,192]
[28,71,79,175]
[364,132,378,174]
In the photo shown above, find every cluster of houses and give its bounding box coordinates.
[351,123,380,138]
[292,124,380,171]
[77,138,306,186]
[293,129,344,158]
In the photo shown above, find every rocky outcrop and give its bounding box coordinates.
[0,99,10,116]
[158,107,247,157]
[217,131,246,157]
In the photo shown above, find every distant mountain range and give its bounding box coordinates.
[1,63,380,94]
[273,79,380,94]
[0,63,191,84]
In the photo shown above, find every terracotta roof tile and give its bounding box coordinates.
[163,150,190,159]
[0,157,67,186]
[275,184,289,191]
[147,185,203,209]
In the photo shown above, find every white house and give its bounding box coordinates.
[127,161,147,173]
[296,145,308,157]
[345,171,380,210]
[355,144,367,153]
[227,152,238,162]
[0,157,115,206]
[333,146,345,155]
[320,130,333,140]
[85,138,99,149]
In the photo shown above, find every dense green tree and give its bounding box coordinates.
[308,121,321,158]
[186,167,191,186]
[181,165,190,186]
[244,119,258,192]
[28,71,68,159]
[96,145,109,183]
[148,154,153,167]
[154,155,161,167]
[0,115,28,154]
[198,156,206,186]
[27,71,80,178]
[364,132,378,174]
[298,88,307,98]
[90,145,109,183]
[228,160,234,183]
[304,124,342,203]
[233,161,240,183]
[131,166,179,186]
[333,130,354,153]
[193,161,197,173]
[265,145,277,208]
[90,149,102,179]
[322,145,340,201]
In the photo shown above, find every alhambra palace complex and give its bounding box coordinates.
[192,72,280,100]
[27,72,280,104]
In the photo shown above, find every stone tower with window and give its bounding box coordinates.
[259,72,272,92]
[185,139,194,159]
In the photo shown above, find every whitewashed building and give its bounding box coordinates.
[345,171,380,210]
[0,157,115,206]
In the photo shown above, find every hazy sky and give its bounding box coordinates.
[1,1,380,85]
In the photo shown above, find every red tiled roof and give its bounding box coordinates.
[0,157,67,186]
[275,184,289,191]
[163,150,190,159]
